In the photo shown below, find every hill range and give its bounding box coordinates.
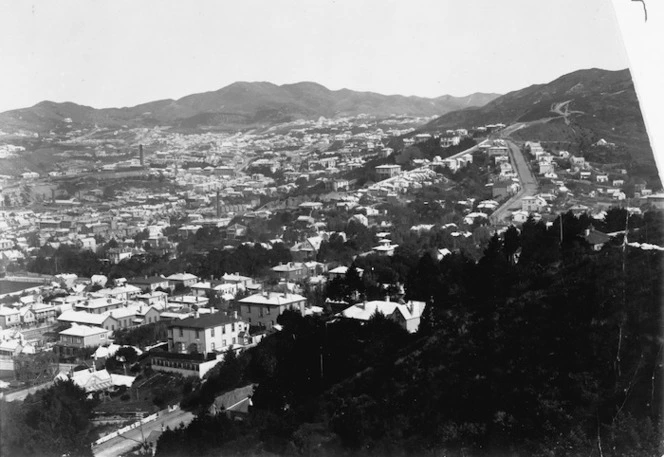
[0,82,500,133]
[422,68,655,168]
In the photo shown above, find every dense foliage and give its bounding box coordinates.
[0,379,97,457]
[154,210,663,457]
[113,321,169,348]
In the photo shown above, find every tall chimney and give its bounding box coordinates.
[216,189,221,218]
[139,144,145,167]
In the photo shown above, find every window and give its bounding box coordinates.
[195,330,200,339]
[211,327,215,337]
[232,337,236,345]
[222,339,226,347]
[232,323,235,332]
[179,328,183,337]
[266,306,271,315]
[222,325,226,334]
[211,342,215,351]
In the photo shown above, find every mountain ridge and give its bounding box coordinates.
[0,82,501,133]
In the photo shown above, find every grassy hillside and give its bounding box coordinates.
[423,68,655,168]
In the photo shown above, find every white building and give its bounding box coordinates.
[339,300,427,333]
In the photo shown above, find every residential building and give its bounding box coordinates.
[522,196,548,213]
[129,276,170,292]
[221,273,252,291]
[488,146,509,157]
[0,306,20,329]
[375,164,402,180]
[238,292,307,329]
[289,236,323,261]
[55,324,112,357]
[582,227,611,251]
[492,180,520,199]
[168,312,249,355]
[538,162,554,175]
[75,297,124,315]
[272,262,308,281]
[167,273,199,289]
[136,291,169,309]
[338,299,427,333]
[328,266,364,281]
[58,310,117,331]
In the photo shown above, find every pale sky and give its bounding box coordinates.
[0,0,629,113]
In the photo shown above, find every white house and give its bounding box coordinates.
[339,299,427,333]
[168,312,250,355]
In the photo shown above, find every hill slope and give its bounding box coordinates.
[0,83,500,132]
[422,68,654,166]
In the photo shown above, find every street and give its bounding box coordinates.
[490,139,538,224]
[92,408,195,457]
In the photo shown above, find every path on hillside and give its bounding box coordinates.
[490,139,538,224]
[550,100,585,125]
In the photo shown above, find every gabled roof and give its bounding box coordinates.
[339,300,426,322]
[583,229,611,246]
[58,310,110,325]
[167,273,198,281]
[129,276,169,285]
[60,324,111,337]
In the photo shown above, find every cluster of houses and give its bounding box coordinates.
[0,255,431,380]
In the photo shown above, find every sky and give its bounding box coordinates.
[0,0,631,113]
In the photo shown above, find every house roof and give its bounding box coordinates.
[130,276,169,285]
[273,262,305,272]
[222,273,251,282]
[169,312,243,330]
[58,310,109,325]
[60,324,111,337]
[239,292,306,306]
[339,300,426,321]
[0,306,20,316]
[167,273,198,281]
[583,229,611,246]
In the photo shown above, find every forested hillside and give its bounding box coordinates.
[154,210,664,457]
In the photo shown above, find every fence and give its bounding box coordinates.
[93,408,168,446]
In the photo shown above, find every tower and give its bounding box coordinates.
[139,144,145,167]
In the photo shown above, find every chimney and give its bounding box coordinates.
[139,144,145,167]
[216,189,220,218]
